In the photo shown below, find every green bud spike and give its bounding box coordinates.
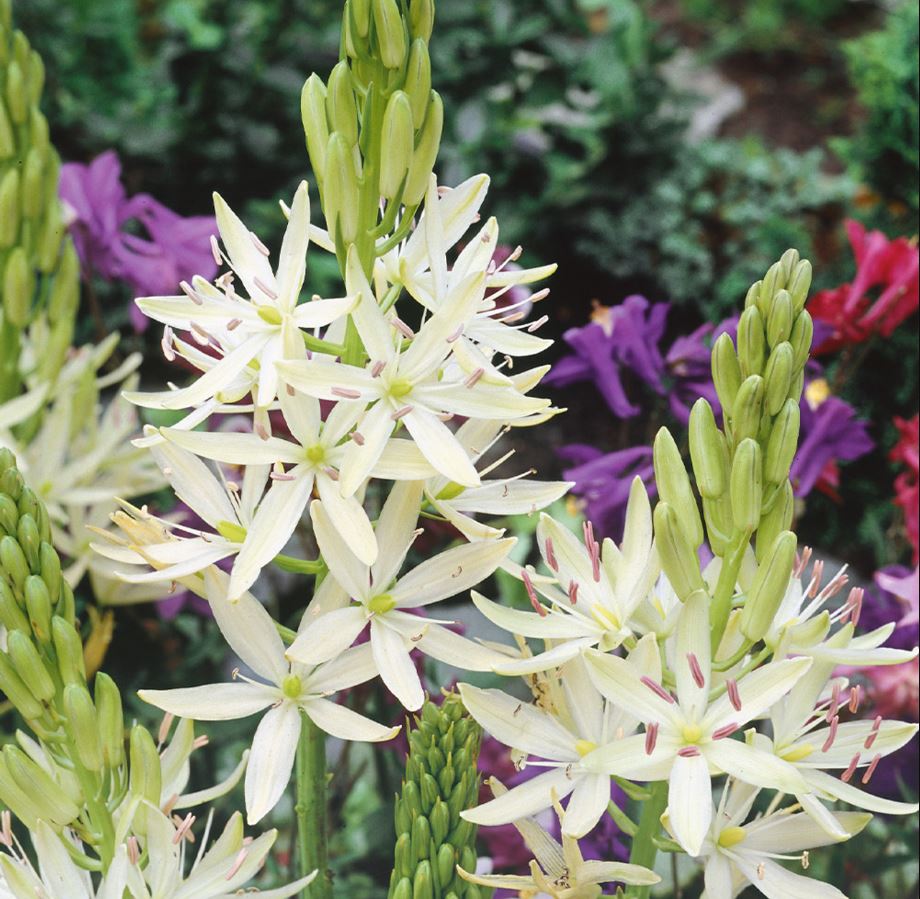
[326,61,359,147]
[38,541,62,605]
[93,671,125,769]
[0,753,41,829]
[765,399,800,485]
[380,91,414,200]
[737,306,766,378]
[16,513,39,572]
[763,342,794,416]
[778,248,800,285]
[788,260,812,315]
[63,684,104,772]
[755,480,794,562]
[740,530,797,642]
[51,615,86,685]
[789,310,813,371]
[409,0,435,42]
[689,399,729,499]
[766,290,793,347]
[731,374,765,444]
[0,167,18,247]
[351,0,372,38]
[729,439,762,533]
[24,574,52,643]
[0,577,28,632]
[702,495,732,556]
[4,59,25,122]
[757,261,783,316]
[301,75,330,184]
[388,693,483,898]
[21,146,43,219]
[3,745,80,826]
[373,0,408,69]
[5,629,54,702]
[324,132,360,245]
[403,90,443,206]
[0,492,16,534]
[653,427,703,548]
[711,332,741,418]
[652,501,705,601]
[2,246,30,327]
[404,39,432,125]
[0,533,28,588]
[0,650,43,719]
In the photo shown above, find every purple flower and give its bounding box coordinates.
[559,444,656,541]
[860,566,920,653]
[791,379,874,497]
[545,298,668,418]
[59,150,218,332]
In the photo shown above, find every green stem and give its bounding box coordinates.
[709,530,750,653]
[627,780,668,899]
[296,713,331,899]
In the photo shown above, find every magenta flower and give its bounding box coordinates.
[59,150,218,332]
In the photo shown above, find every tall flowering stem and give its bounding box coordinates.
[297,715,331,899]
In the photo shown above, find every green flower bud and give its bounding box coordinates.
[740,530,797,642]
[38,541,61,604]
[757,260,783,315]
[743,280,761,310]
[48,241,79,323]
[0,492,17,534]
[0,167,19,247]
[380,91,414,200]
[16,514,39,573]
[788,259,812,315]
[436,842,453,887]
[787,369,805,406]
[21,146,44,220]
[29,106,48,155]
[36,204,64,274]
[703,495,732,557]
[3,744,80,825]
[403,90,443,206]
[404,39,432,125]
[731,375,764,444]
[420,771,438,813]
[653,427,703,548]
[409,0,435,42]
[129,725,162,832]
[324,132,360,244]
[0,100,14,158]
[0,651,43,719]
[4,59,25,123]
[653,501,705,601]
[765,399,800,484]
[689,398,729,499]
[711,332,741,419]
[0,464,23,500]
[350,0,372,38]
[93,671,125,769]
[412,861,433,899]
[0,578,29,632]
[3,245,31,328]
[51,615,86,685]
[778,248,800,285]
[0,753,41,829]
[755,479,794,562]
[766,289,793,347]
[63,684,104,772]
[789,310,813,372]
[326,61,359,147]
[429,797,450,845]
[373,0,407,69]
[730,438,762,533]
[0,446,15,473]
[394,833,413,879]
[6,629,54,702]
[301,75,330,183]
[737,306,766,378]
[0,533,28,588]
[763,341,794,416]
[411,813,431,862]
[391,877,413,899]
[24,575,52,643]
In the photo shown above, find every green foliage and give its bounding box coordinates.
[679,0,850,54]
[834,0,920,229]
[577,137,851,319]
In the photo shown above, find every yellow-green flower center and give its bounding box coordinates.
[281,674,302,699]
[718,826,747,849]
[306,445,325,465]
[216,520,247,543]
[388,377,413,399]
[575,739,598,757]
[257,306,283,325]
[681,723,703,745]
[367,593,396,614]
[780,743,814,762]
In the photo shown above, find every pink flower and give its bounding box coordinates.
[890,415,920,564]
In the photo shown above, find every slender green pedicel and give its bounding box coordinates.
[389,694,487,899]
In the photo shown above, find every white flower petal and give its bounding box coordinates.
[370,480,424,589]
[460,767,577,826]
[304,697,399,742]
[585,650,681,729]
[733,857,847,899]
[138,683,274,720]
[310,499,371,599]
[561,772,610,837]
[245,702,301,824]
[370,617,424,710]
[414,622,508,671]
[149,440,237,527]
[340,400,397,496]
[161,426,302,466]
[746,808,869,853]
[704,853,735,899]
[675,589,711,717]
[402,406,480,487]
[276,181,309,311]
[803,768,920,816]
[668,752,712,856]
[316,474,377,566]
[705,739,808,795]
[213,192,276,300]
[286,605,368,666]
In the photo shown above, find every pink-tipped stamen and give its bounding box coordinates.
[712,722,739,740]
[158,712,175,745]
[641,676,675,705]
[864,716,882,750]
[849,685,861,714]
[352,430,365,446]
[127,835,140,864]
[861,754,882,785]
[180,280,204,305]
[253,276,278,301]
[226,317,242,330]
[465,367,485,389]
[544,537,558,571]
[840,753,861,783]
[822,716,839,753]
[687,652,706,689]
[677,746,701,758]
[225,848,248,881]
[568,580,579,605]
[161,327,177,362]
[794,546,813,578]
[331,386,362,399]
[645,722,659,755]
[172,813,196,844]
[521,570,546,617]
[250,231,270,255]
[826,682,841,722]
[371,360,385,377]
[391,404,413,421]
[392,317,415,339]
[726,679,742,712]
[270,471,296,481]
[447,325,464,343]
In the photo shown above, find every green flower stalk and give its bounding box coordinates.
[389,694,488,899]
[0,0,78,407]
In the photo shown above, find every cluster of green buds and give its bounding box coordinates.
[0,447,161,870]
[0,0,78,405]
[388,693,487,899]
[301,0,440,274]
[651,249,813,648]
